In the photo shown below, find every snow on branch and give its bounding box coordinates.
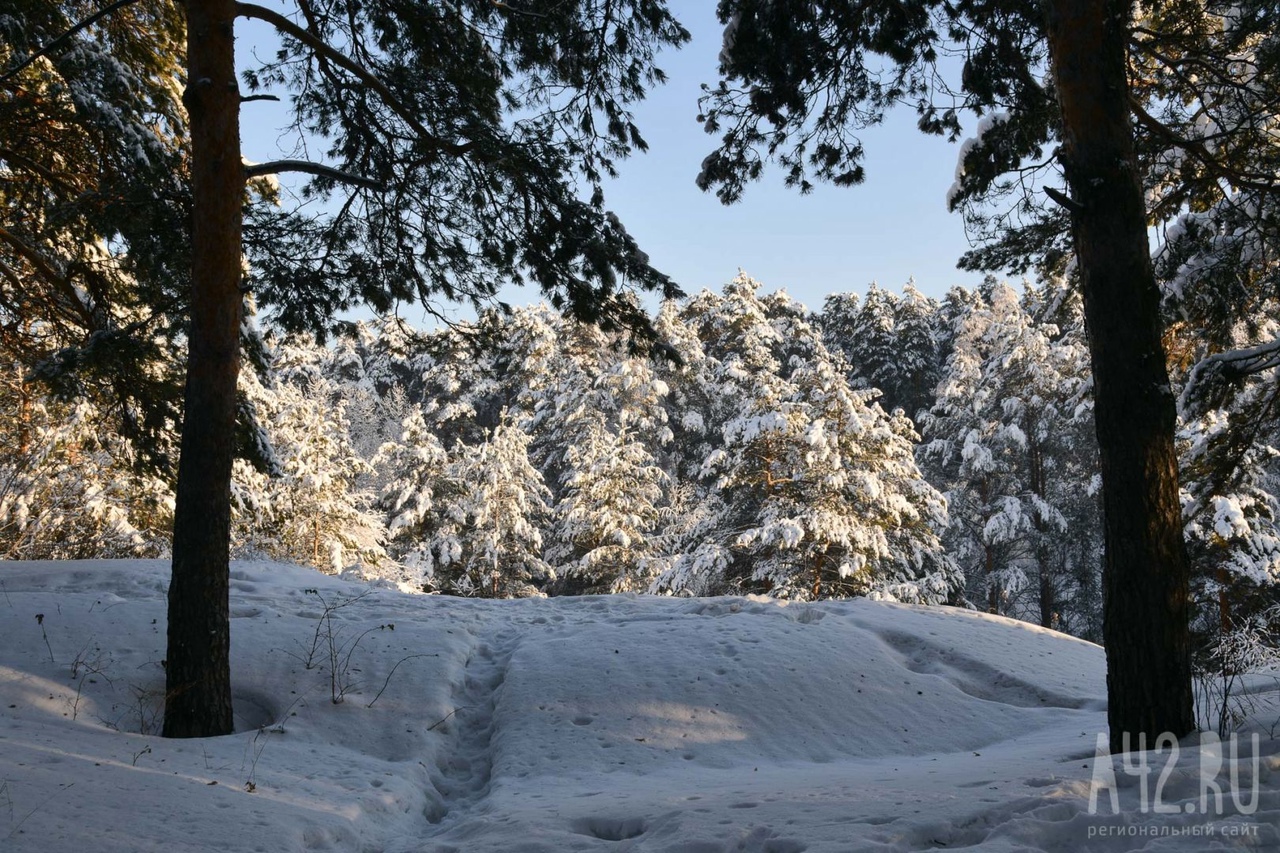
[245,159,384,191]
[1180,338,1280,417]
[0,0,144,84]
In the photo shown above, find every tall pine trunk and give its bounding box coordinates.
[164,0,242,739]
[1044,0,1195,748]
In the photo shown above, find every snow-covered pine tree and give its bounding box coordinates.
[893,281,944,420]
[650,296,722,484]
[375,409,450,588]
[0,375,172,560]
[827,283,900,405]
[936,284,985,368]
[547,416,670,593]
[0,0,191,558]
[0,0,189,471]
[641,299,736,594]
[658,274,956,601]
[820,282,943,419]
[1162,201,1280,693]
[232,337,387,575]
[1179,380,1280,636]
[919,284,1020,613]
[523,311,674,591]
[328,317,424,464]
[818,291,860,356]
[919,280,1098,629]
[417,306,561,447]
[426,418,553,597]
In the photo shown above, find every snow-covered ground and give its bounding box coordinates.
[1,560,1276,852]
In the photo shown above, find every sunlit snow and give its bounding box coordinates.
[1,560,1276,852]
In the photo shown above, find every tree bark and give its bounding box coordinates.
[985,543,1000,614]
[164,0,242,738]
[1044,0,1195,748]
[1029,441,1056,629]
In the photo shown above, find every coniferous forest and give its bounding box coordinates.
[6,270,1280,697]
[4,0,1280,751]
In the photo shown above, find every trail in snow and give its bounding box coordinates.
[2,561,1277,853]
[423,626,521,827]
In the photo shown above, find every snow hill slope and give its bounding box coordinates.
[0,560,1275,852]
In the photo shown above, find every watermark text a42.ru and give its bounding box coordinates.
[1088,731,1260,816]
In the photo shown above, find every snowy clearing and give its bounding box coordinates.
[1,560,1276,851]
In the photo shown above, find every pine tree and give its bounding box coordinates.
[843,283,902,406]
[698,0,1211,745]
[821,282,943,419]
[1171,278,1280,697]
[644,299,734,594]
[919,285,1025,614]
[232,341,387,574]
[418,306,562,447]
[426,419,552,598]
[919,281,1097,628]
[662,274,957,601]
[137,0,687,735]
[0,373,172,560]
[548,419,670,593]
[0,1,189,468]
[893,281,944,420]
[818,292,860,360]
[376,410,451,587]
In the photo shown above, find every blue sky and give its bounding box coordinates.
[597,4,987,308]
[237,3,989,324]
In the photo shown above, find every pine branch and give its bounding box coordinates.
[245,159,384,191]
[491,1,549,19]
[0,257,22,290]
[0,226,90,325]
[1043,185,1084,214]
[0,0,145,85]
[1198,338,1280,377]
[1129,98,1280,196]
[235,2,477,160]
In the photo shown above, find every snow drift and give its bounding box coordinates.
[0,560,1274,851]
